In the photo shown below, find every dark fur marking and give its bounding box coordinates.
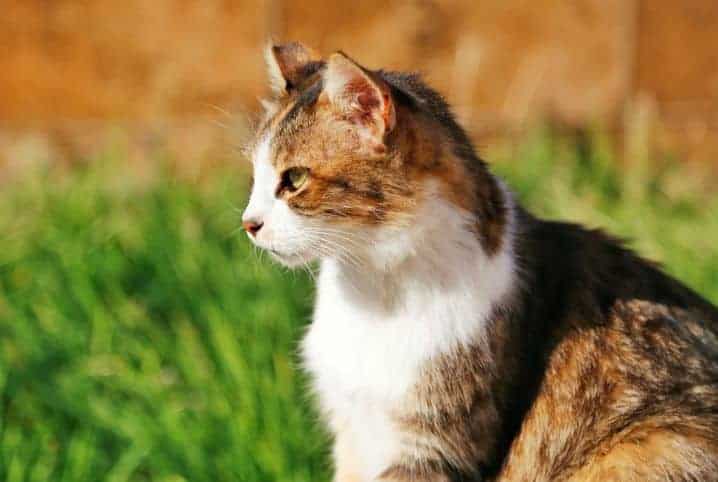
[366,180,385,201]
[276,76,324,140]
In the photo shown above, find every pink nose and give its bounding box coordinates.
[242,219,264,237]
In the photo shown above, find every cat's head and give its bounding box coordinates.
[242,42,505,269]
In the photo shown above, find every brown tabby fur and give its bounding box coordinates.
[255,43,718,481]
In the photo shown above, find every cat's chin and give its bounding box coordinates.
[268,248,315,268]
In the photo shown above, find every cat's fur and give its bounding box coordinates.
[242,42,718,481]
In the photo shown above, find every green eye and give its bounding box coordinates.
[284,167,309,191]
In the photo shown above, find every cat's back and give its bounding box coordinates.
[518,213,718,330]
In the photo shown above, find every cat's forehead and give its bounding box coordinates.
[259,72,324,129]
[254,98,296,149]
[253,81,327,168]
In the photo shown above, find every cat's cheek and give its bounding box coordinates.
[268,200,313,251]
[264,201,319,267]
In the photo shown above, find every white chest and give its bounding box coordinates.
[304,270,484,403]
[302,250,513,479]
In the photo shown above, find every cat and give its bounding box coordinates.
[242,42,718,481]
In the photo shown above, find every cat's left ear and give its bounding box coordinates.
[324,52,396,150]
[265,41,322,96]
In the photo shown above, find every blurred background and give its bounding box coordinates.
[3,0,718,167]
[1,2,717,482]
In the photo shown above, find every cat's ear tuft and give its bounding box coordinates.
[259,98,280,117]
[324,52,396,148]
[265,41,322,96]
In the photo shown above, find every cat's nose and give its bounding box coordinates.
[242,218,264,237]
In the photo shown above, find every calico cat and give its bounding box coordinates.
[242,42,718,481]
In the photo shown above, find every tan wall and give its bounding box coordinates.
[282,0,634,128]
[2,0,267,122]
[2,0,717,134]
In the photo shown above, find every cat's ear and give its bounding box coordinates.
[324,52,396,149]
[265,41,322,96]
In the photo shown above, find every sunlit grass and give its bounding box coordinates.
[0,130,716,481]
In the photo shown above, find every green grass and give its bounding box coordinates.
[1,130,717,482]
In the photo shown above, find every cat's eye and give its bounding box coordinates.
[282,167,309,192]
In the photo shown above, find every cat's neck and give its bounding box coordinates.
[308,182,519,404]
[318,185,518,321]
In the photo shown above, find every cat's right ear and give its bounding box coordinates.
[265,41,322,96]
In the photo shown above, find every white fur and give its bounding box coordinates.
[243,134,277,223]
[302,187,516,480]
[265,42,288,95]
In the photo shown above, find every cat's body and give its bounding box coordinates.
[304,192,517,480]
[243,42,718,481]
